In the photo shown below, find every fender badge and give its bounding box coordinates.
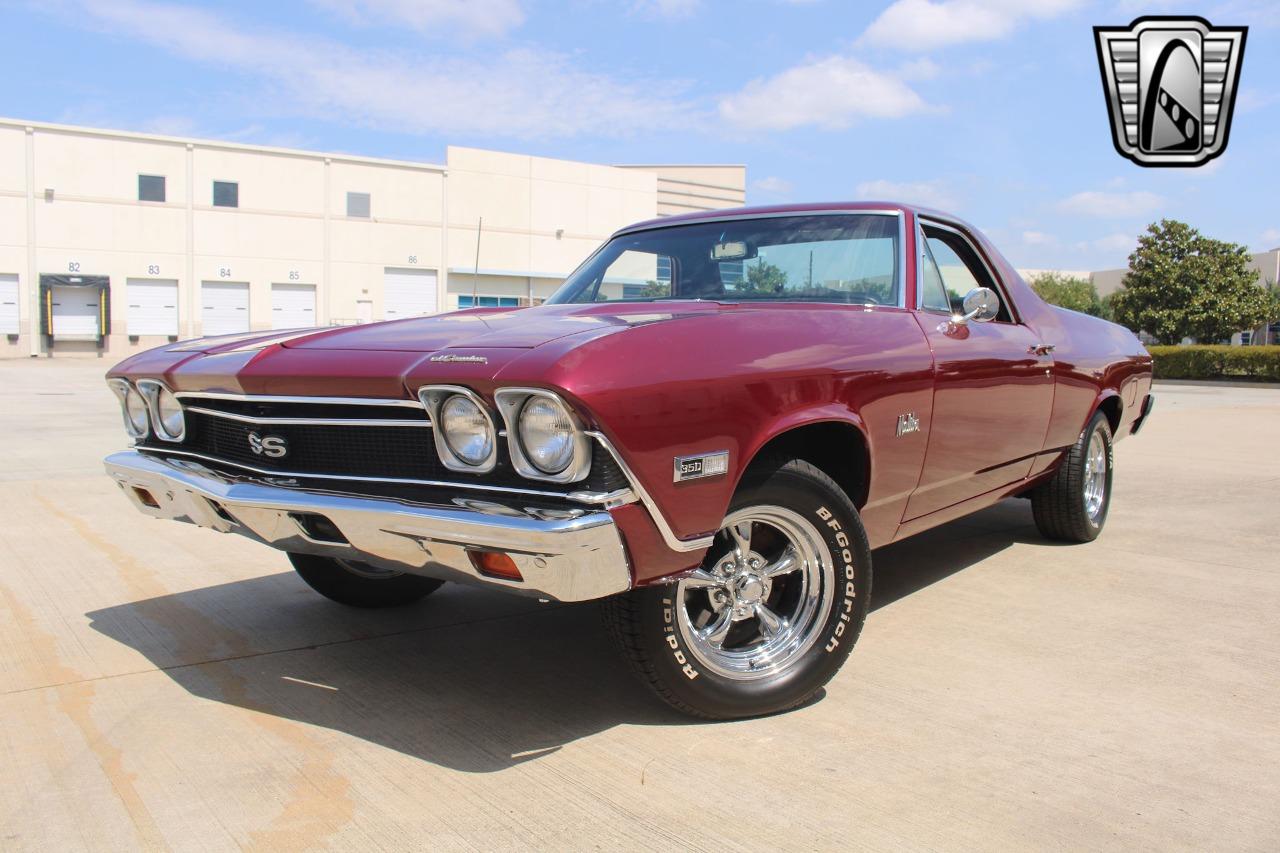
[896,413,920,436]
[674,451,729,482]
[429,354,488,364]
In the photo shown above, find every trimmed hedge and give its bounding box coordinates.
[1149,345,1280,381]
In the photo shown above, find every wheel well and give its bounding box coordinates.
[1097,395,1123,435]
[744,422,870,509]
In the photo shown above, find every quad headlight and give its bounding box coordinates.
[440,394,494,466]
[417,386,498,473]
[517,396,576,474]
[495,389,591,484]
[136,379,186,442]
[107,378,150,439]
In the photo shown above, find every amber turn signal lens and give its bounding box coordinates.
[469,550,523,581]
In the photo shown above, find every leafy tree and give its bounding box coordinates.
[743,260,788,294]
[1110,219,1279,344]
[640,279,670,298]
[1028,271,1105,317]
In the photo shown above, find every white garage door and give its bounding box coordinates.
[0,274,18,335]
[271,283,316,329]
[50,286,100,339]
[383,268,437,320]
[202,281,250,336]
[126,278,179,336]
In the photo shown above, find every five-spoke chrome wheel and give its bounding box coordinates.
[1083,430,1108,523]
[676,505,835,680]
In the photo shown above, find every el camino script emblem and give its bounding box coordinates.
[674,451,729,482]
[247,431,288,458]
[896,413,920,437]
[430,354,488,364]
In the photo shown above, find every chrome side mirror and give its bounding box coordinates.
[954,287,1000,324]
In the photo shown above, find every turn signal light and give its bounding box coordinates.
[469,550,523,581]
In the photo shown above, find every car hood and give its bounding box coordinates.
[280,304,690,352]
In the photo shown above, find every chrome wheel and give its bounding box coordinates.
[676,505,835,681]
[1082,430,1108,523]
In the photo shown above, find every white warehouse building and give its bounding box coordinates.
[0,118,746,358]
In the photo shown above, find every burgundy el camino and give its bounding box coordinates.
[104,203,1154,719]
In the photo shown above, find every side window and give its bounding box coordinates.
[922,225,1014,322]
[918,236,950,313]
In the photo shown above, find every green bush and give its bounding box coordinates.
[1149,345,1280,381]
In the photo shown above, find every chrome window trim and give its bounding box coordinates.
[604,209,907,310]
[183,406,431,428]
[416,385,499,474]
[174,391,425,409]
[586,430,715,553]
[493,388,593,484]
[136,379,185,443]
[107,378,150,440]
[916,216,1019,322]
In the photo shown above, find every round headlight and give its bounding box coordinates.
[440,394,493,465]
[124,386,150,437]
[518,396,575,474]
[156,387,185,440]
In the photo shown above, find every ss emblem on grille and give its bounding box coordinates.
[247,431,288,458]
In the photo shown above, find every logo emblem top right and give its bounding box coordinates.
[1094,16,1247,167]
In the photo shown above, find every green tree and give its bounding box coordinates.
[1110,219,1279,345]
[640,279,670,298]
[1028,271,1105,316]
[743,260,788,294]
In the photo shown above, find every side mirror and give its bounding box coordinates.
[955,287,999,324]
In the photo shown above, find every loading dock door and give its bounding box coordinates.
[50,286,101,339]
[0,274,18,335]
[383,268,437,320]
[202,281,250,336]
[126,278,179,336]
[270,283,316,329]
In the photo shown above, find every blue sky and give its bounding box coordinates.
[3,0,1277,270]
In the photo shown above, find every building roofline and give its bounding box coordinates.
[0,116,447,172]
[613,163,748,169]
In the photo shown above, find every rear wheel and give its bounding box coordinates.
[603,458,871,719]
[1030,410,1114,543]
[289,553,443,608]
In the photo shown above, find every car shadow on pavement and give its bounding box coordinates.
[85,499,1042,772]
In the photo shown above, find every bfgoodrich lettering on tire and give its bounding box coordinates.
[602,457,872,719]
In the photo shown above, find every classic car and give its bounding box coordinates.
[103,203,1155,719]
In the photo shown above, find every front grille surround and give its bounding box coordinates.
[140,392,630,500]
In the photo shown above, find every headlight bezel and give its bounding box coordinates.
[417,385,498,473]
[494,388,592,484]
[107,378,151,440]
[136,379,186,442]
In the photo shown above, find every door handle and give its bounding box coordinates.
[1028,343,1055,356]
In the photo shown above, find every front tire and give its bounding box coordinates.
[1030,410,1114,543]
[603,458,872,719]
[289,553,444,608]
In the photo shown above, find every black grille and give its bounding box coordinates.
[180,397,427,422]
[140,405,627,496]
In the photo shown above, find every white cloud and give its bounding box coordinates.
[1260,228,1280,249]
[66,0,694,139]
[719,56,927,130]
[308,0,525,38]
[632,0,700,19]
[1092,232,1136,252]
[1057,190,1165,218]
[1021,230,1057,246]
[855,179,957,210]
[861,0,1084,52]
[752,176,794,196]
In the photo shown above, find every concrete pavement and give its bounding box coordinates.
[1,360,1277,851]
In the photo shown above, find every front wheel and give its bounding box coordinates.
[603,458,872,719]
[289,553,444,608]
[1030,410,1114,543]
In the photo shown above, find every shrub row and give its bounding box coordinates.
[1148,345,1280,381]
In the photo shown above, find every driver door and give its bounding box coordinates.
[904,220,1054,520]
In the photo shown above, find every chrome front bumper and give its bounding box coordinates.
[103,451,631,602]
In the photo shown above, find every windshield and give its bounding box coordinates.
[547,214,900,306]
